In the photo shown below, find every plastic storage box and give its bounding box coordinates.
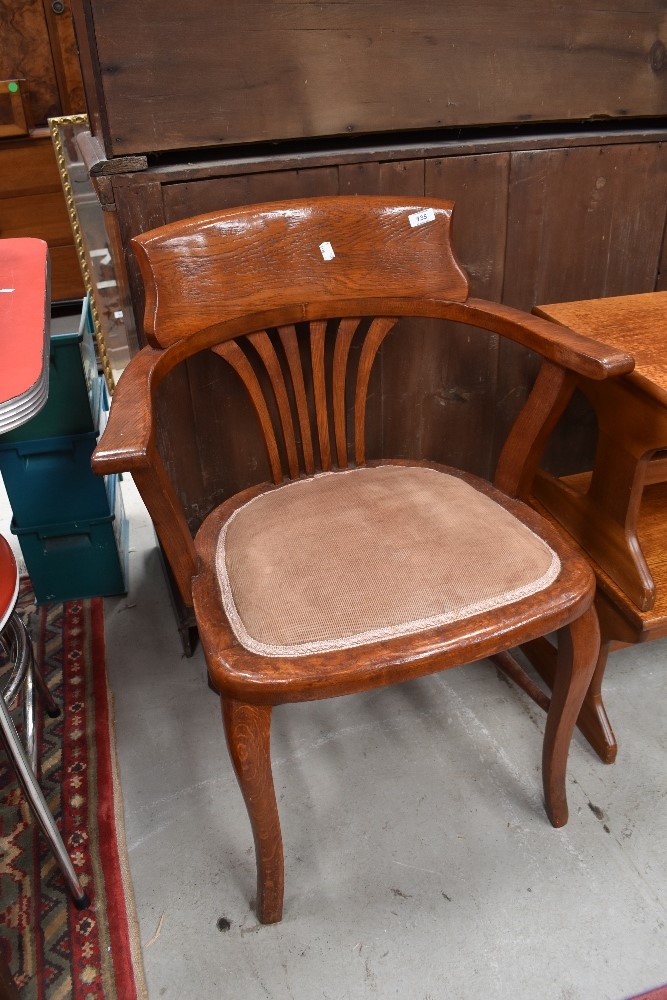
[0,427,112,528]
[0,298,99,443]
[11,472,129,604]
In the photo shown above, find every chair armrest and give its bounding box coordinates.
[449,299,635,380]
[92,347,163,475]
[92,346,198,607]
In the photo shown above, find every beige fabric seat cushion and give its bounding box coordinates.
[216,465,560,658]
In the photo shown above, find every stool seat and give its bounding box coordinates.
[0,535,19,634]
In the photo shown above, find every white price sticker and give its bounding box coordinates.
[408,208,436,228]
[319,241,335,260]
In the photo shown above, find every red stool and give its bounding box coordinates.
[0,239,89,910]
[0,534,88,908]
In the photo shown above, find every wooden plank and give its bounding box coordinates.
[113,177,166,344]
[49,244,84,301]
[496,141,667,477]
[70,0,107,141]
[381,153,509,477]
[80,0,667,156]
[40,0,86,115]
[0,0,61,126]
[0,190,75,244]
[98,126,667,182]
[162,165,339,221]
[504,143,667,310]
[0,136,63,199]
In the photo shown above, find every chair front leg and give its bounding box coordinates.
[542,603,600,827]
[222,698,284,924]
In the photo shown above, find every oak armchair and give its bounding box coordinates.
[93,197,633,923]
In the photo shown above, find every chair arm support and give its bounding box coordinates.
[448,299,634,380]
[92,346,198,607]
[92,347,164,474]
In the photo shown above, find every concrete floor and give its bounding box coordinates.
[2,473,666,999]
[104,479,666,1000]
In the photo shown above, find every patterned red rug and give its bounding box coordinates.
[0,583,146,998]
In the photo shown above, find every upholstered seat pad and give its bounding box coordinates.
[216,465,560,658]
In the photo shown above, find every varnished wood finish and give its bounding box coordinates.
[542,605,601,825]
[93,196,630,921]
[130,198,470,349]
[526,289,667,764]
[533,294,667,611]
[222,700,283,925]
[495,363,575,500]
[522,633,618,765]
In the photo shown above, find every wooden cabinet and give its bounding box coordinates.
[0,0,85,301]
[73,1,667,157]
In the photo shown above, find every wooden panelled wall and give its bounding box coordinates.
[72,0,667,156]
[0,0,86,301]
[97,130,667,533]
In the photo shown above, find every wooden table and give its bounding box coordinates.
[527,291,667,763]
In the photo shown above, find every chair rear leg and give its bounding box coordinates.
[543,604,600,828]
[222,698,284,924]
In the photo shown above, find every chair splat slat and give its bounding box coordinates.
[277,325,315,475]
[310,320,331,471]
[213,340,283,484]
[354,317,397,465]
[248,331,299,479]
[332,318,361,469]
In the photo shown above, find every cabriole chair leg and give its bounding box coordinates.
[222,698,284,924]
[542,604,601,827]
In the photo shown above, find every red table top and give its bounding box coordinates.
[0,238,49,405]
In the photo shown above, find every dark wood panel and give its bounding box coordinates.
[379,153,510,478]
[41,0,86,114]
[49,243,84,301]
[496,141,667,475]
[426,154,509,301]
[79,0,667,157]
[0,0,61,126]
[114,178,166,343]
[0,190,75,244]
[0,136,63,198]
[162,166,339,222]
[504,143,667,310]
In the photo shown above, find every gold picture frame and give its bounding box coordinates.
[49,113,137,392]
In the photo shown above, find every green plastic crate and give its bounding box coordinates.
[0,430,111,528]
[0,295,100,443]
[11,473,129,605]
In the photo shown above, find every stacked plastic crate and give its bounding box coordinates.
[0,297,128,604]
